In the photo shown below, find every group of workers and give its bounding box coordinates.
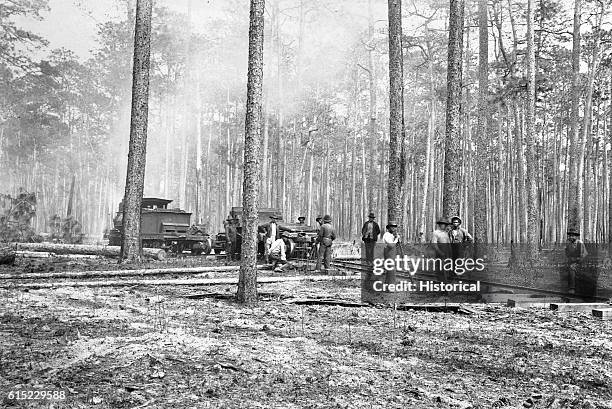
[224,209,596,297]
[224,213,337,274]
[261,214,336,273]
[361,213,474,265]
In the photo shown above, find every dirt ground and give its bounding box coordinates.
[0,257,611,409]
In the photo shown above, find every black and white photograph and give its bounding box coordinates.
[0,0,611,407]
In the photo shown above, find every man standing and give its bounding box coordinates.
[310,215,324,260]
[565,228,588,295]
[382,220,399,285]
[449,216,473,272]
[431,218,451,280]
[361,212,381,265]
[226,217,238,261]
[315,214,336,274]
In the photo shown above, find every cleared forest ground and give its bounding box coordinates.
[0,277,611,409]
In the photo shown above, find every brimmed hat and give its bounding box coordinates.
[316,214,323,220]
[450,216,462,224]
[386,220,398,228]
[298,216,306,221]
[323,214,332,223]
[270,215,280,220]
[436,219,449,225]
[368,212,375,218]
[567,228,580,237]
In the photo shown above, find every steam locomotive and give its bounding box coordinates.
[108,198,210,255]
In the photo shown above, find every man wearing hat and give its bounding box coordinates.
[297,216,306,225]
[361,212,381,265]
[431,218,451,255]
[564,228,588,295]
[448,216,472,275]
[431,218,451,280]
[315,215,336,274]
[449,216,473,244]
[315,215,323,227]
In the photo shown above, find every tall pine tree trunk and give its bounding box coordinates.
[567,0,581,232]
[525,0,539,253]
[577,6,603,240]
[237,0,265,304]
[442,0,465,218]
[120,0,152,263]
[474,0,488,242]
[387,0,406,225]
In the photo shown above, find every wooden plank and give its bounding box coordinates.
[592,308,612,320]
[0,273,360,289]
[507,298,564,308]
[550,303,609,312]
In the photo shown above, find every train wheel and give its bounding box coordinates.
[286,239,296,258]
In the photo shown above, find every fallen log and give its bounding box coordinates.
[15,251,103,259]
[0,273,360,289]
[12,242,166,261]
[0,265,256,280]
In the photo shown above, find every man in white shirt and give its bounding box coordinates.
[382,220,399,285]
[262,215,280,263]
[269,234,291,272]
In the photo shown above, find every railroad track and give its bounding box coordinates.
[331,259,606,301]
[1,258,606,301]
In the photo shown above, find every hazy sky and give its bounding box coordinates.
[15,0,121,59]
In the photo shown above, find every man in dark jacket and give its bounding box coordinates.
[315,215,336,274]
[564,228,589,295]
[361,212,380,265]
[226,218,239,261]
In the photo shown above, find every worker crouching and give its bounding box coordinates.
[269,233,292,273]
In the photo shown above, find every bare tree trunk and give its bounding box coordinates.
[120,0,152,263]
[609,77,612,242]
[577,6,603,240]
[419,24,435,236]
[442,0,465,219]
[567,0,581,232]
[525,0,539,253]
[237,0,265,304]
[387,0,406,225]
[67,175,76,217]
[261,105,269,206]
[366,0,377,213]
[474,0,488,243]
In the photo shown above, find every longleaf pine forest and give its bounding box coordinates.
[1,0,611,246]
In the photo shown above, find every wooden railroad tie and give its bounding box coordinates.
[550,303,610,312]
[592,308,612,320]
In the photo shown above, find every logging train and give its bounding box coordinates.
[108,198,210,255]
